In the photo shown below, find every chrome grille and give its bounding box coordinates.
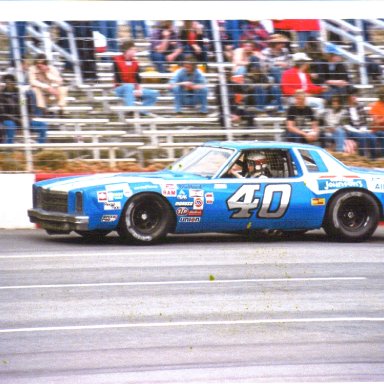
[37,188,68,213]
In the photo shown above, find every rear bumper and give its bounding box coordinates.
[28,208,89,233]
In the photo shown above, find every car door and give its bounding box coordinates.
[201,149,322,233]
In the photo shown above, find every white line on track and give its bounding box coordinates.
[1,317,383,334]
[0,251,168,259]
[0,277,366,290]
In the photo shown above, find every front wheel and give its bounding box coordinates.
[323,191,380,242]
[118,193,175,244]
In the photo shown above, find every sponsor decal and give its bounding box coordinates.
[205,192,214,204]
[175,201,194,207]
[107,191,124,201]
[104,201,121,210]
[179,217,201,223]
[214,183,227,189]
[180,184,202,189]
[133,185,156,191]
[188,210,202,217]
[189,189,204,198]
[317,178,367,191]
[105,183,132,198]
[97,191,108,203]
[101,214,118,223]
[311,197,326,206]
[193,197,204,210]
[177,189,188,200]
[176,207,189,216]
[162,184,177,197]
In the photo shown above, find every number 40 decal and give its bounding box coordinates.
[227,184,292,219]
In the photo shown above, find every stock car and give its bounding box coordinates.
[28,141,384,243]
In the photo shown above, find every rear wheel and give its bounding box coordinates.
[118,193,175,244]
[323,191,379,242]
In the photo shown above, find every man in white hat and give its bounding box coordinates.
[281,52,328,112]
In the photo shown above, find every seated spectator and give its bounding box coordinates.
[0,74,47,144]
[322,43,351,100]
[113,40,159,115]
[232,40,260,76]
[218,21,235,62]
[285,90,320,144]
[169,56,208,115]
[150,21,183,73]
[322,95,347,152]
[369,86,384,158]
[303,40,329,85]
[261,33,291,84]
[28,54,67,116]
[179,21,208,68]
[344,88,376,159]
[281,52,328,113]
[242,61,283,116]
[239,20,270,52]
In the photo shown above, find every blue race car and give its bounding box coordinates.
[28,141,384,243]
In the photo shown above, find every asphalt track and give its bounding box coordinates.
[0,228,383,383]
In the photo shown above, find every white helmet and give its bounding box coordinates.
[246,152,267,171]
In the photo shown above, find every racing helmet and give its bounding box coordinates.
[246,152,268,171]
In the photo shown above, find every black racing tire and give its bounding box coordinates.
[75,230,111,239]
[118,193,175,244]
[323,191,380,242]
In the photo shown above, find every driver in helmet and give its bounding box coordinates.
[244,151,272,178]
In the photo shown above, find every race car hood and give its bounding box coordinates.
[35,170,209,192]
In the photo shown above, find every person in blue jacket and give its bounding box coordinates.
[169,56,208,115]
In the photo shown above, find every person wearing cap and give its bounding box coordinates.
[261,33,291,84]
[369,86,384,158]
[285,89,320,144]
[281,52,327,112]
[169,56,208,115]
[322,43,351,100]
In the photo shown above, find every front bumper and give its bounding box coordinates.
[28,208,89,233]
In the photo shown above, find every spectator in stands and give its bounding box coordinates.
[179,21,208,68]
[344,88,376,159]
[218,21,235,62]
[281,52,328,112]
[129,20,149,40]
[369,86,384,158]
[150,21,183,73]
[322,95,347,152]
[243,61,283,115]
[113,40,159,115]
[285,19,321,49]
[0,74,47,144]
[322,44,351,100]
[232,40,260,76]
[303,40,329,85]
[285,89,320,144]
[169,56,208,115]
[239,20,270,52]
[28,54,67,116]
[92,21,118,52]
[69,21,97,82]
[261,33,291,84]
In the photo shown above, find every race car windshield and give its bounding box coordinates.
[169,146,234,177]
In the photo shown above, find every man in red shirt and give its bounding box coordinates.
[281,52,328,113]
[113,41,159,113]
